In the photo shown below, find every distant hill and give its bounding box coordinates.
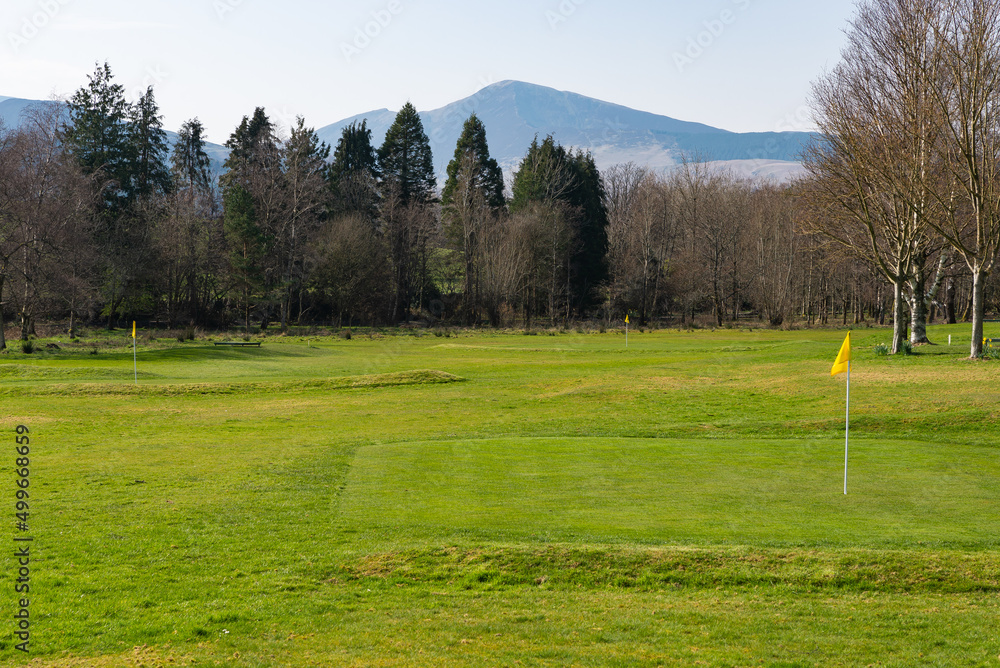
[0,97,49,127]
[2,81,814,184]
[316,80,814,183]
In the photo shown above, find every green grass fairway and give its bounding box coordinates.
[2,325,1000,666]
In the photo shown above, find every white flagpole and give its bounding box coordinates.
[844,360,850,495]
[625,320,628,349]
[133,321,138,385]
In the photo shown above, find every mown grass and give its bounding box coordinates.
[1,323,999,666]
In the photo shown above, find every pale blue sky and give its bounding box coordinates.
[2,0,858,143]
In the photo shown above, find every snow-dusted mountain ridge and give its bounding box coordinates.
[319,80,812,182]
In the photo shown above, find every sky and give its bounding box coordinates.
[1,0,860,144]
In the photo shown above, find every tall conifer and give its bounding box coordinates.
[377,102,436,205]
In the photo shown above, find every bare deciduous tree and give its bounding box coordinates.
[926,0,1000,357]
[806,0,948,352]
[0,106,95,344]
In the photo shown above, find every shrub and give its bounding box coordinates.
[873,343,890,357]
[901,340,914,356]
[20,339,34,354]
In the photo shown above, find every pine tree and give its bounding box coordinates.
[62,61,134,210]
[377,102,436,205]
[129,86,171,200]
[441,114,506,324]
[565,150,609,313]
[329,120,379,219]
[511,136,609,318]
[222,107,280,187]
[376,103,438,322]
[510,136,574,208]
[331,120,378,177]
[220,108,282,329]
[160,117,216,327]
[171,118,212,192]
[442,113,504,210]
[62,62,169,328]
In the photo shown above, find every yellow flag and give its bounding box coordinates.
[625,314,629,324]
[831,332,851,376]
[132,321,136,339]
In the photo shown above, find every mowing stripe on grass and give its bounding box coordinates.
[337,437,1000,550]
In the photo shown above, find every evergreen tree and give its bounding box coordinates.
[160,117,217,327]
[222,107,280,187]
[375,103,438,322]
[329,120,379,219]
[171,118,212,192]
[129,86,171,199]
[510,136,574,208]
[331,120,378,177]
[442,113,504,210]
[377,102,436,205]
[62,61,134,210]
[511,136,609,316]
[565,150,609,312]
[62,62,169,328]
[441,114,506,324]
[220,107,282,328]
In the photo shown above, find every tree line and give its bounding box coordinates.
[0,58,997,351]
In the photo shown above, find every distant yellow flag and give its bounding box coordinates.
[132,321,136,339]
[831,332,851,376]
[625,314,629,324]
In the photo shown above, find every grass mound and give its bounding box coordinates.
[0,368,465,397]
[0,364,136,380]
[344,545,1000,594]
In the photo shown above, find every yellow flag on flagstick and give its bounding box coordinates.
[831,332,851,376]
[625,314,629,324]
[132,321,136,339]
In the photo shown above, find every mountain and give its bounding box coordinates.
[2,81,814,184]
[316,80,814,182]
[0,96,48,127]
